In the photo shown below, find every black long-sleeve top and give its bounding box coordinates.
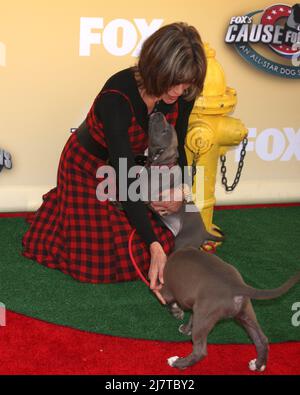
[94,68,194,247]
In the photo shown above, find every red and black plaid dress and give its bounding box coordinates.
[22,68,193,283]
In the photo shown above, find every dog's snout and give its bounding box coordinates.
[149,112,166,129]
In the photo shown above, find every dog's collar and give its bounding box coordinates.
[157,163,178,169]
[146,162,178,169]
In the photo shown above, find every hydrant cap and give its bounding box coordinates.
[204,43,216,58]
[202,42,226,97]
[194,43,237,115]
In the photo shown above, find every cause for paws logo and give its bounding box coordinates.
[225,3,300,78]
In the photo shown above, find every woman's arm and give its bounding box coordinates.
[95,92,158,247]
[96,92,168,303]
[150,97,195,215]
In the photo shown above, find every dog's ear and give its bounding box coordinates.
[294,4,300,21]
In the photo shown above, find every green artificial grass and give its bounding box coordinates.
[0,207,299,343]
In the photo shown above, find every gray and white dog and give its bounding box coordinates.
[147,112,300,372]
[144,112,224,250]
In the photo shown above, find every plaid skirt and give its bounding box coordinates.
[22,132,174,283]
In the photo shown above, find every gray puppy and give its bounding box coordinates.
[160,247,300,371]
[144,112,224,248]
[146,113,300,372]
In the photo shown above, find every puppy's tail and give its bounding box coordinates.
[236,270,300,300]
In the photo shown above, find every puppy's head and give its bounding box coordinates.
[147,112,178,165]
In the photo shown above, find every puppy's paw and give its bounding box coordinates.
[167,356,188,370]
[169,303,184,320]
[248,359,266,372]
[167,356,179,367]
[179,324,192,336]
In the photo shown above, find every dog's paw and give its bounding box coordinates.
[167,356,179,367]
[179,324,192,336]
[169,303,184,320]
[167,356,188,370]
[248,359,266,372]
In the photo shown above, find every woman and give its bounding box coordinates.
[22,22,207,301]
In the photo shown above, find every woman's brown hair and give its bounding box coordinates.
[134,22,207,101]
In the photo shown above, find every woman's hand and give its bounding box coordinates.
[150,187,184,216]
[148,241,167,304]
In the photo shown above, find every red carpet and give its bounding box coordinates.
[1,310,299,375]
[2,207,300,375]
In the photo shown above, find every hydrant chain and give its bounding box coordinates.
[191,151,201,186]
[220,136,248,192]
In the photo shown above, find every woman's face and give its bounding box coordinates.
[160,83,191,104]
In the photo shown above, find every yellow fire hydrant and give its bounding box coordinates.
[185,43,248,237]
